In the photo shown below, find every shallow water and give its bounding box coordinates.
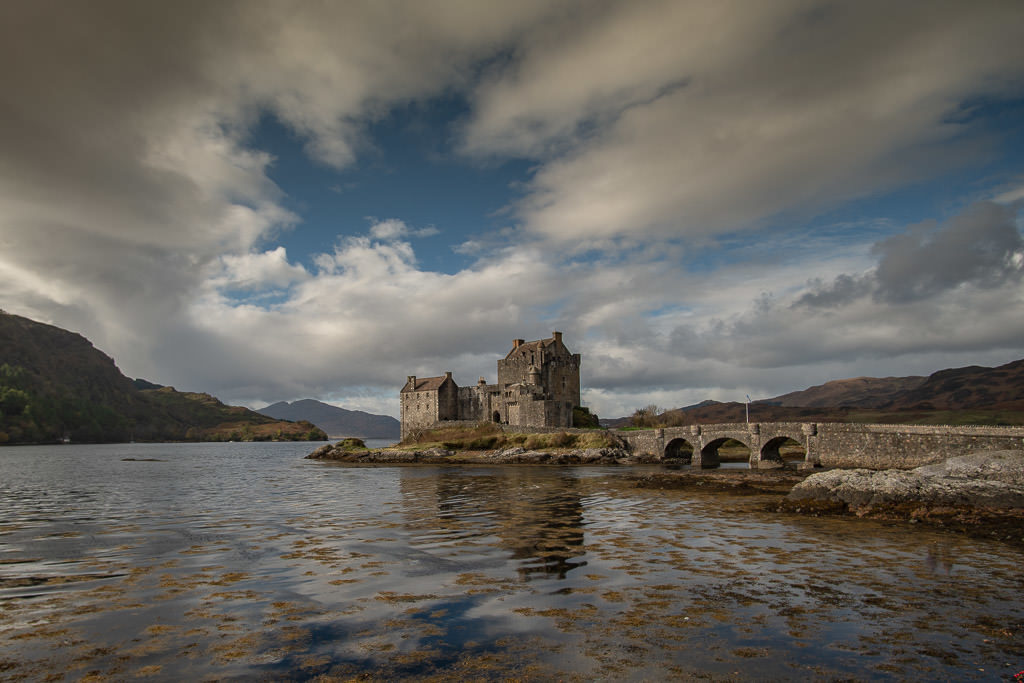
[1,442,1022,680]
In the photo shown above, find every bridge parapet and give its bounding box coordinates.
[813,423,1024,469]
[613,422,1024,470]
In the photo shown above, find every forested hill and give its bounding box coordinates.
[0,311,327,444]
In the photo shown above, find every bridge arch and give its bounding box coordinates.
[664,437,695,464]
[759,435,807,466]
[701,436,752,469]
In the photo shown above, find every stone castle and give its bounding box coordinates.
[400,332,581,439]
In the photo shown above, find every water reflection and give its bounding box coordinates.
[399,468,586,579]
[924,543,956,576]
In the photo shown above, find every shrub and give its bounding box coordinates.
[467,435,499,450]
[576,431,617,449]
[572,406,600,428]
[551,431,576,448]
[336,437,367,452]
[631,404,662,428]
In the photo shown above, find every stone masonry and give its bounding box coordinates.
[615,422,1024,469]
[400,332,581,439]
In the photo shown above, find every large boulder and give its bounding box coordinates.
[786,450,1024,512]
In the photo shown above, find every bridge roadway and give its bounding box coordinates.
[613,422,1024,470]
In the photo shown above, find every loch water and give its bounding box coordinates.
[1,442,1022,680]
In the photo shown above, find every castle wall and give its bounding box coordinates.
[543,352,581,408]
[497,346,533,387]
[401,375,458,439]
[437,380,458,421]
[458,384,500,423]
[400,389,439,439]
[500,387,573,429]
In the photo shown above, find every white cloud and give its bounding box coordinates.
[462,0,1024,242]
[368,218,440,241]
[992,180,1024,205]
[214,247,310,291]
[0,0,559,378]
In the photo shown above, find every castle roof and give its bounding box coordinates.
[401,375,452,393]
[503,335,561,359]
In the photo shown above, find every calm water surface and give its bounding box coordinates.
[1,442,1022,680]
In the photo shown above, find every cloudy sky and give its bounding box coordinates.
[3,0,1024,419]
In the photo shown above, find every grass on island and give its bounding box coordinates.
[333,437,370,452]
[395,423,619,452]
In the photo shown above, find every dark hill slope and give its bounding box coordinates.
[764,375,927,409]
[258,399,399,439]
[0,312,326,444]
[608,358,1024,427]
[889,359,1024,410]
[0,311,144,417]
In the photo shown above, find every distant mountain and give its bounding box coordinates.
[889,359,1024,411]
[258,399,400,439]
[763,375,927,409]
[761,359,1024,412]
[0,311,327,444]
[607,357,1024,427]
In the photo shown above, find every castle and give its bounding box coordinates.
[400,332,581,439]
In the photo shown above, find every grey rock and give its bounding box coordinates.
[788,450,1024,510]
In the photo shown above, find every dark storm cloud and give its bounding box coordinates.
[794,274,875,308]
[872,202,1024,303]
[797,201,1024,308]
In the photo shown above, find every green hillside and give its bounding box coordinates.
[0,311,326,444]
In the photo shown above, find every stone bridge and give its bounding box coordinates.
[613,422,1024,470]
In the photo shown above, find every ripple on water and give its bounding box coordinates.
[1,444,1022,680]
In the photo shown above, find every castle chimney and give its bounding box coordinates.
[444,371,452,380]
[553,331,562,343]
[408,375,416,387]
[478,376,486,385]
[513,339,524,348]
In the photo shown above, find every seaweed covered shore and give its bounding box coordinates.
[636,451,1024,545]
[307,441,647,465]
[306,426,654,465]
[310,439,1024,545]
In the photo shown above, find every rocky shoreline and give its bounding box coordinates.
[306,443,654,465]
[775,450,1024,545]
[636,469,813,495]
